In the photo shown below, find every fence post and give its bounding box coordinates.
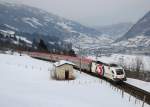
[142,95,146,107]
[110,83,111,88]
[122,90,124,98]
[135,95,137,104]
[129,93,131,102]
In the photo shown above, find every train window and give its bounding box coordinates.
[111,71,114,74]
[109,64,118,67]
[116,69,124,75]
[96,61,103,64]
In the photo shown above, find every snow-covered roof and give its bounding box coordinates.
[0,30,15,35]
[54,60,75,67]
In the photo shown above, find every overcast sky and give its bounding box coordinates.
[2,0,150,26]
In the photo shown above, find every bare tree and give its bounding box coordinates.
[135,56,143,72]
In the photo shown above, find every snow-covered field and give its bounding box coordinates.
[0,53,149,107]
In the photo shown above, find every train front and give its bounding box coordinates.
[110,65,127,82]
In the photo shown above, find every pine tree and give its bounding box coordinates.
[38,39,48,51]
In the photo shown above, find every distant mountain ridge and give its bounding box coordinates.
[94,22,133,40]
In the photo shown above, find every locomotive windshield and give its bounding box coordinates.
[116,69,124,75]
[109,64,118,67]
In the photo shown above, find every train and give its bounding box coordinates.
[28,52,126,82]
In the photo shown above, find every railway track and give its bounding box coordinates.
[74,66,150,105]
[30,54,150,106]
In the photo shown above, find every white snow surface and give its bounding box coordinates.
[4,24,19,31]
[126,78,150,92]
[0,29,15,35]
[16,36,32,44]
[0,53,149,107]
[22,17,43,28]
[57,22,73,32]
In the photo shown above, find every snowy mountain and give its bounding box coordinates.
[0,1,114,51]
[114,11,150,48]
[94,22,133,40]
[0,1,101,39]
[118,11,150,41]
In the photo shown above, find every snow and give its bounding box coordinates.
[54,60,75,67]
[0,53,149,107]
[126,78,150,92]
[22,17,43,28]
[16,36,32,44]
[0,29,15,35]
[57,22,73,31]
[44,16,51,22]
[4,24,18,31]
[48,41,55,45]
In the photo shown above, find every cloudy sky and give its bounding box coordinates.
[2,0,150,26]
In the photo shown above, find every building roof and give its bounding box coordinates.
[54,60,75,67]
[0,30,15,35]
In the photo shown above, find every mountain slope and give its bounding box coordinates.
[114,11,150,48]
[0,1,101,39]
[117,11,150,41]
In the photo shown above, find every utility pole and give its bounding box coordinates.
[96,48,101,61]
[79,45,82,74]
[76,45,82,74]
[79,55,82,74]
